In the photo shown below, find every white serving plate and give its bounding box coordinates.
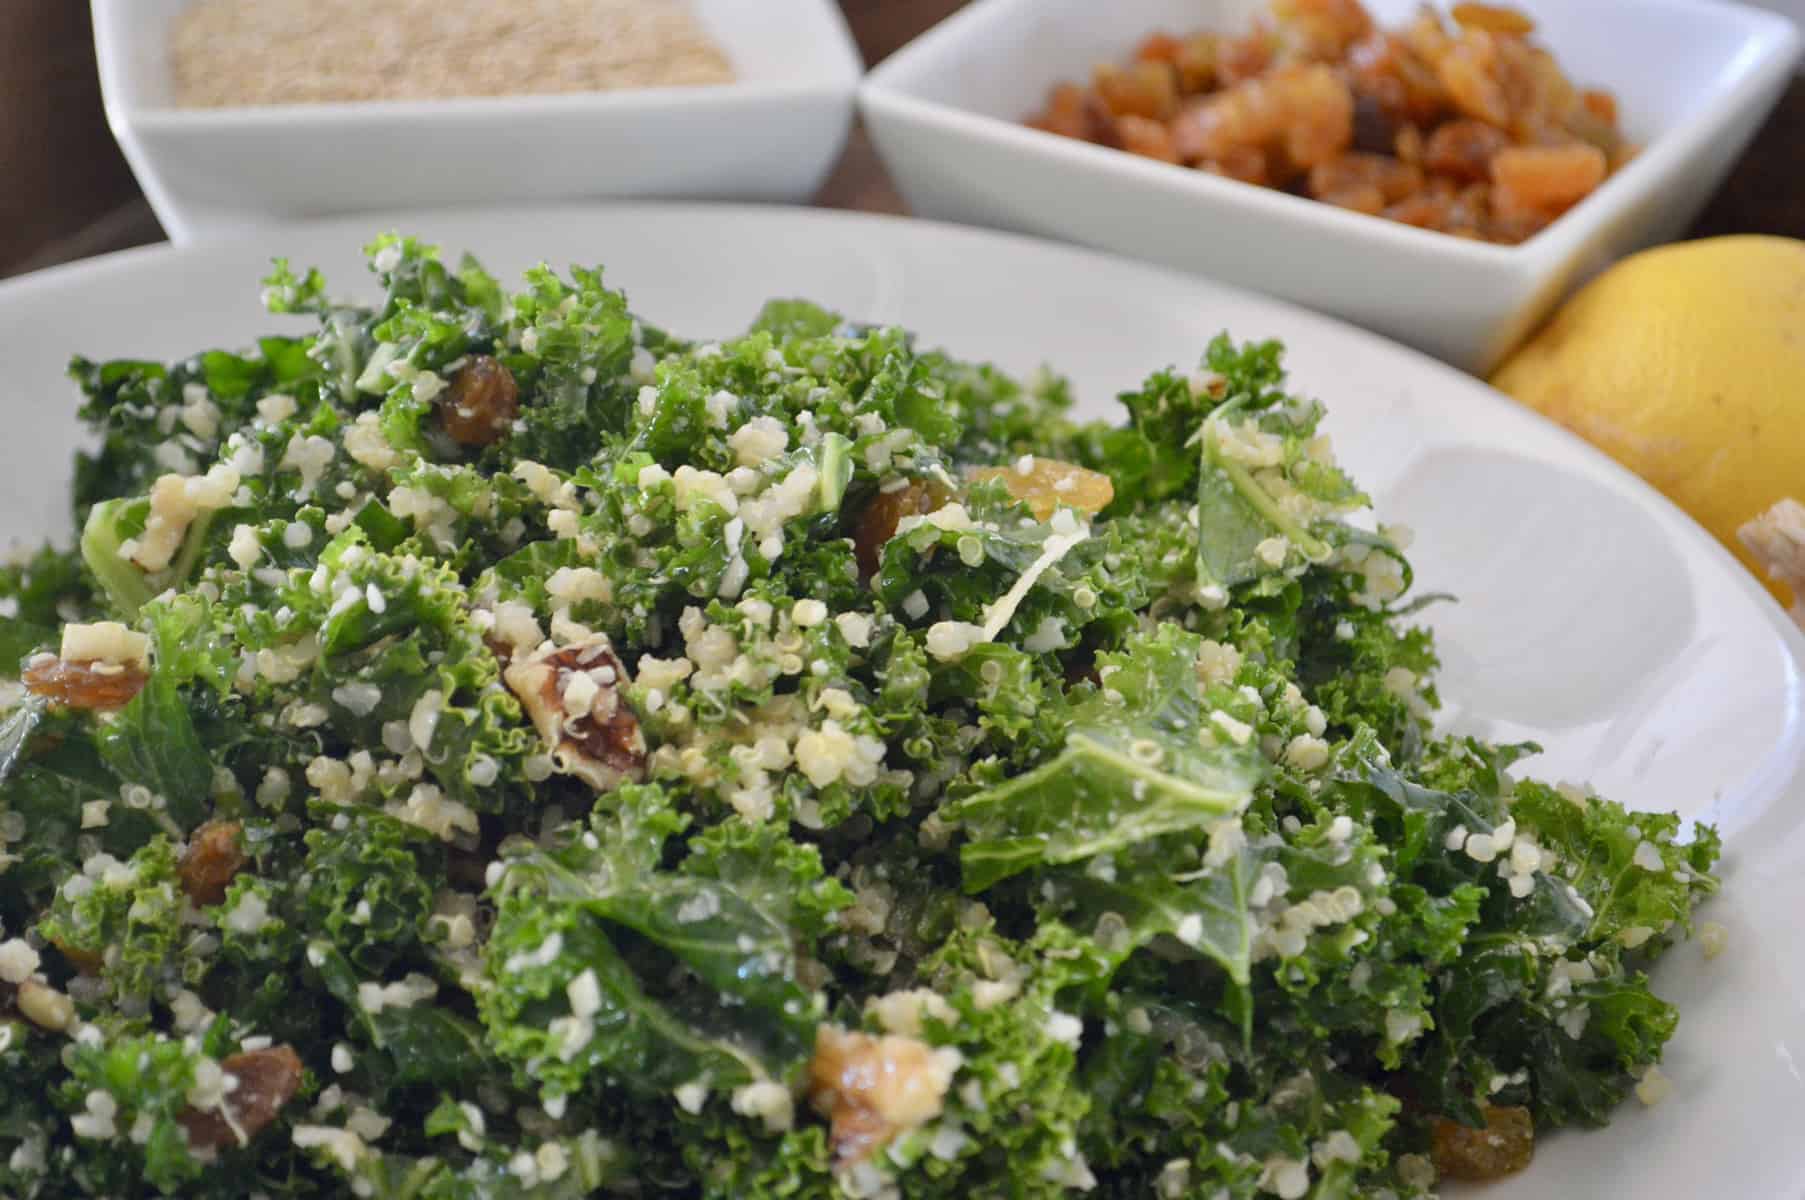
[1736,0,1805,46]
[91,0,863,243]
[3,205,1802,1195]
[860,0,1801,374]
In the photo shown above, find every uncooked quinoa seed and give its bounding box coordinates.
[170,0,735,109]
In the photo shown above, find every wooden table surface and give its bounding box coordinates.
[2,0,1800,280]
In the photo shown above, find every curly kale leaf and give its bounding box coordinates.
[1507,780,1720,950]
[68,335,320,523]
[0,545,96,670]
[309,938,495,1092]
[62,1032,214,1193]
[681,818,853,942]
[94,669,212,831]
[300,807,445,973]
[1076,334,1288,513]
[947,625,1266,890]
[37,836,195,1006]
[748,298,842,341]
[310,1130,627,1200]
[482,785,825,1103]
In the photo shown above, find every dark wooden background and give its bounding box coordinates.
[3,0,1799,280]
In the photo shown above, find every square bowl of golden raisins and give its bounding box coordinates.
[861,0,1799,373]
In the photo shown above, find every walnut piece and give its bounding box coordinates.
[807,1025,961,1164]
[502,635,645,791]
[177,1044,304,1152]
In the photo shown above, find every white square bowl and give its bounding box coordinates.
[860,0,1800,374]
[93,0,864,245]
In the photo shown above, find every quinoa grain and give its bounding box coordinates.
[171,0,734,109]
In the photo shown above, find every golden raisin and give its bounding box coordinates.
[853,480,952,578]
[1491,142,1607,216]
[1450,3,1535,35]
[1202,145,1272,185]
[969,457,1115,522]
[1430,1105,1535,1181]
[1317,181,1386,214]
[1564,105,1622,157]
[1174,34,1221,94]
[1133,31,1184,64]
[1093,60,1180,122]
[1499,40,1580,143]
[1030,82,1094,140]
[1423,118,1510,182]
[1437,34,1511,127]
[1394,123,1425,165]
[1275,64,1357,170]
[1117,114,1180,163]
[1347,33,1449,129]
[1216,31,1275,86]
[1579,88,1617,125]
[177,1045,304,1152]
[1309,152,1423,207]
[440,355,519,446]
[1271,0,1375,61]
[1382,190,1451,229]
[21,657,146,711]
[180,820,248,907]
[1016,0,1619,245]
[1173,62,1352,180]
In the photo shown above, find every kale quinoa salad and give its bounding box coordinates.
[0,238,1722,1199]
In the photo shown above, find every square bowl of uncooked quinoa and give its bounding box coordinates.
[93,0,864,242]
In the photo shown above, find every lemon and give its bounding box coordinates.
[1491,235,1805,610]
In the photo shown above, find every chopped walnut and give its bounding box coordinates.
[180,820,248,907]
[1430,1104,1534,1181]
[1026,0,1622,245]
[807,1025,962,1164]
[21,656,147,711]
[440,355,519,446]
[177,1045,304,1151]
[502,635,645,791]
